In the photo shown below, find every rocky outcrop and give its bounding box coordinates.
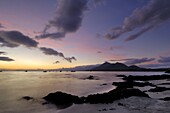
[160,97,170,101]
[122,74,170,81]
[165,70,170,73]
[112,81,155,89]
[43,87,149,107]
[84,88,149,104]
[43,91,83,105]
[22,96,34,101]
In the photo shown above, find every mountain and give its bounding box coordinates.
[55,64,100,71]
[90,62,144,71]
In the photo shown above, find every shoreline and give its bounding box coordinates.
[21,74,170,113]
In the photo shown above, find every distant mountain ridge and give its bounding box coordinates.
[54,62,169,72]
[90,62,145,71]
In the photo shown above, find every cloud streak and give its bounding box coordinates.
[0,56,14,62]
[158,56,170,63]
[111,57,155,65]
[37,0,88,39]
[105,0,170,41]
[0,31,38,48]
[54,61,60,64]
[0,51,6,55]
[39,47,76,63]
[36,32,65,40]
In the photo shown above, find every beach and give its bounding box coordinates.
[1,71,170,113]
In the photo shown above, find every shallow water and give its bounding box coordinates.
[0,71,165,113]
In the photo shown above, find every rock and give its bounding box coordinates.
[112,81,155,89]
[148,87,170,92]
[160,97,170,101]
[118,103,124,106]
[165,70,170,73]
[43,87,149,106]
[87,75,94,80]
[43,91,83,106]
[123,74,170,81]
[109,108,116,110]
[22,96,34,101]
[116,75,127,78]
[82,75,99,80]
[84,88,149,104]
[158,83,170,85]
[100,83,107,86]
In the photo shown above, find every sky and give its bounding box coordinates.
[0,0,170,70]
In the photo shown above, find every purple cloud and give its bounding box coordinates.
[110,57,155,65]
[0,31,38,48]
[39,47,76,63]
[37,0,88,39]
[158,56,170,63]
[54,61,60,64]
[0,56,14,62]
[105,0,170,41]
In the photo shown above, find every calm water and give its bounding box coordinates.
[0,71,164,113]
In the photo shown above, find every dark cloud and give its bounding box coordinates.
[124,58,155,65]
[54,61,60,64]
[125,25,154,41]
[0,56,14,62]
[158,56,170,63]
[140,63,170,68]
[40,47,64,57]
[36,32,65,39]
[0,51,6,55]
[0,31,38,48]
[37,0,88,39]
[140,56,170,68]
[105,0,170,41]
[110,58,155,65]
[39,47,76,63]
[64,56,76,63]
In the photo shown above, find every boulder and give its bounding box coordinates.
[43,88,149,105]
[43,91,83,106]
[165,70,170,73]
[22,96,34,101]
[160,97,170,101]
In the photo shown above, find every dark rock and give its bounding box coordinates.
[148,87,170,92]
[123,74,170,81]
[158,82,170,85]
[43,91,83,106]
[22,96,34,101]
[116,75,127,78]
[43,86,149,106]
[84,88,149,104]
[82,75,99,80]
[112,81,155,89]
[160,97,170,101]
[42,102,49,105]
[109,108,116,110]
[118,103,124,106]
[100,83,107,86]
[87,75,94,80]
[165,70,170,73]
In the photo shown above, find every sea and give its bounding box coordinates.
[0,71,165,113]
